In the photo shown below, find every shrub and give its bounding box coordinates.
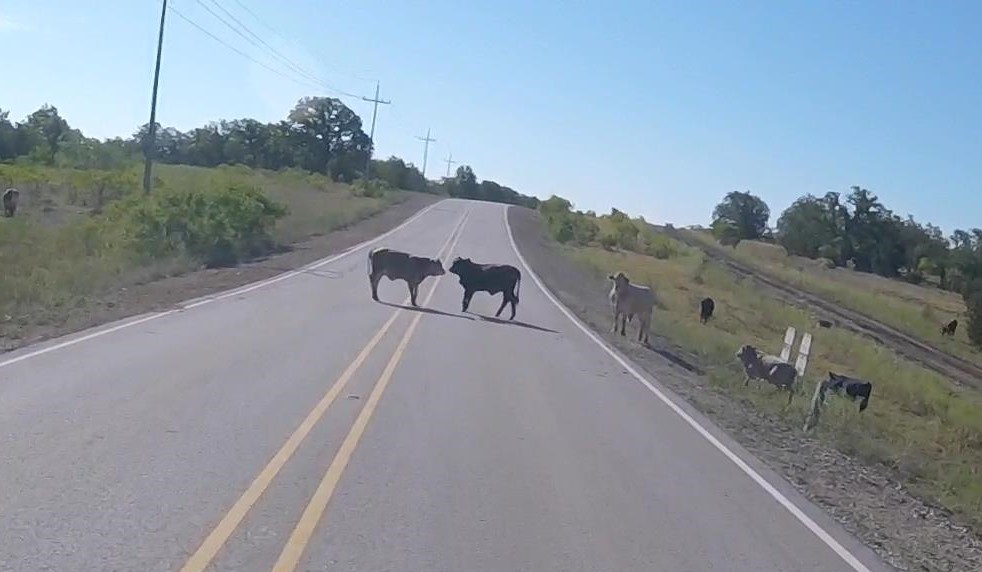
[351,178,390,198]
[600,232,618,250]
[115,182,288,267]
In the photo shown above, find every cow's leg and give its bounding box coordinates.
[369,272,382,301]
[509,294,517,320]
[494,294,508,317]
[619,314,627,336]
[409,280,419,307]
[611,310,618,333]
[462,289,474,312]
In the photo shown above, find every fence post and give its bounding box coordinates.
[803,378,826,432]
[780,327,796,362]
[795,332,812,377]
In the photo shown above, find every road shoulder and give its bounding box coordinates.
[508,205,982,572]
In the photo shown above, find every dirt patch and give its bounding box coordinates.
[669,230,982,392]
[0,192,441,354]
[508,206,982,572]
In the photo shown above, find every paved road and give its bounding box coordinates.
[0,199,890,571]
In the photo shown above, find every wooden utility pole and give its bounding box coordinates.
[361,81,390,179]
[416,128,435,177]
[444,152,457,177]
[143,0,168,194]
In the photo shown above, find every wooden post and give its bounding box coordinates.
[780,326,796,362]
[794,332,812,377]
[803,378,826,432]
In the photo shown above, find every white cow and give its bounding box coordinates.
[608,271,655,345]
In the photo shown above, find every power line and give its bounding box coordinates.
[193,0,330,90]
[204,0,357,97]
[416,128,436,178]
[168,4,324,91]
[228,0,378,84]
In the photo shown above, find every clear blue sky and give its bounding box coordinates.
[2,0,981,233]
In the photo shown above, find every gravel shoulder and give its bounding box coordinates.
[508,205,982,572]
[1,192,441,355]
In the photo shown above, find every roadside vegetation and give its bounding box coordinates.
[538,194,982,531]
[0,100,537,349]
[694,189,982,359]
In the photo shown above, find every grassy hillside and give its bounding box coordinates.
[682,230,981,366]
[0,163,410,347]
[540,206,982,530]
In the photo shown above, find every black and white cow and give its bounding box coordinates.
[822,371,873,412]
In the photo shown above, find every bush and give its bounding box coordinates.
[600,232,618,250]
[351,178,390,198]
[115,182,288,267]
[641,231,678,259]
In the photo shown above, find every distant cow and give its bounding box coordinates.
[822,371,872,412]
[817,319,834,329]
[608,271,655,345]
[699,297,715,324]
[941,319,958,337]
[2,188,19,217]
[448,257,522,319]
[367,247,445,307]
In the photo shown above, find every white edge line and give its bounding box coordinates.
[0,199,448,369]
[501,205,874,572]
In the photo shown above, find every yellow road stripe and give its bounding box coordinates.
[178,211,467,572]
[270,215,467,572]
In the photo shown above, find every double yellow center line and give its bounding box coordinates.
[179,209,469,572]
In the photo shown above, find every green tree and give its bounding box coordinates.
[711,191,770,241]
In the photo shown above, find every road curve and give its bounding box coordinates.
[0,199,891,571]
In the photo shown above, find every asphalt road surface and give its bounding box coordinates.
[0,199,891,571]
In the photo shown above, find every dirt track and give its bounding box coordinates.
[668,229,982,391]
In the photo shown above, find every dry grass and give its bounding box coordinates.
[564,236,982,529]
[0,163,408,347]
[683,230,982,366]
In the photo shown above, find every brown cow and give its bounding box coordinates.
[368,247,445,307]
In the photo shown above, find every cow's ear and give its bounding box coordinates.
[607,274,615,280]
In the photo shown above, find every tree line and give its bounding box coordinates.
[0,98,538,208]
[710,188,982,346]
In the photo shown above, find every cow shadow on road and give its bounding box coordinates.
[472,314,560,334]
[378,301,475,321]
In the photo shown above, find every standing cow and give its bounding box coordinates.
[367,247,445,307]
[2,188,19,217]
[448,257,521,319]
[941,319,958,337]
[699,297,715,324]
[608,271,655,345]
